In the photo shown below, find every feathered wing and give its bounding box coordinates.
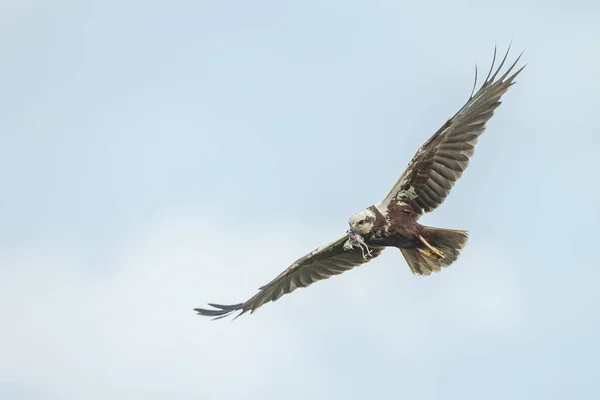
[377,46,525,217]
[195,234,384,319]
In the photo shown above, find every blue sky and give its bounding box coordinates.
[1,1,599,399]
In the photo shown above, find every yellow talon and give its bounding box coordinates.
[418,235,445,260]
[417,248,445,260]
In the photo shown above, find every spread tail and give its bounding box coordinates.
[401,226,469,276]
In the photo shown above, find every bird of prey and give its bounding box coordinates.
[195,46,525,320]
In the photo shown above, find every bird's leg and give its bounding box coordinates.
[418,235,445,260]
[417,248,444,260]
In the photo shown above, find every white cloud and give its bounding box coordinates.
[0,208,522,399]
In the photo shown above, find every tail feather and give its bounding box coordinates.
[401,226,469,276]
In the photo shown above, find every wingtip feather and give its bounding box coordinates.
[194,303,245,320]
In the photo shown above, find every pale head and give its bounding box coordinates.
[348,209,376,235]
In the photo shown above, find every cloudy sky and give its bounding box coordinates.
[1,1,599,399]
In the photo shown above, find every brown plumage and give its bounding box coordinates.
[195,46,525,320]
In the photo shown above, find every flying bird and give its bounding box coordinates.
[195,46,525,320]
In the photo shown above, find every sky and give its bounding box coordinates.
[1,0,599,399]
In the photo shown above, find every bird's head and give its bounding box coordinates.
[347,209,376,237]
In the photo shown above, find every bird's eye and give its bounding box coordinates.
[359,219,365,225]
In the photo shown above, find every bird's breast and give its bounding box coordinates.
[366,231,417,249]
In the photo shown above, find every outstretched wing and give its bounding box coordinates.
[195,234,384,320]
[377,46,525,217]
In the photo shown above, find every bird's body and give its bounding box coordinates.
[195,46,525,320]
[347,205,418,249]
